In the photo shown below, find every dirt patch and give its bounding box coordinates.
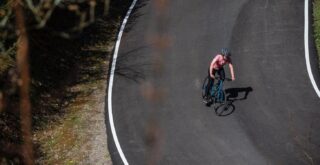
[34,77,112,164]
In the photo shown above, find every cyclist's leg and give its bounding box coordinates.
[218,68,225,81]
[205,68,214,97]
[217,68,226,103]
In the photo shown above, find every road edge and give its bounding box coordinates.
[305,0,320,98]
[106,0,138,165]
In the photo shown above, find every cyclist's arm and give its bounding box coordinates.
[209,55,220,78]
[228,63,235,80]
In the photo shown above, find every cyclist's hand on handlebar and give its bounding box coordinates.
[232,77,235,81]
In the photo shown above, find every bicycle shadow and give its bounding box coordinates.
[214,87,253,117]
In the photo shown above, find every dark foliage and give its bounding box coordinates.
[0,0,133,163]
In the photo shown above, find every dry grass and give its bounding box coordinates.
[314,0,320,68]
[28,1,130,162]
[31,18,119,163]
[1,0,132,163]
[34,61,111,164]
[34,86,91,164]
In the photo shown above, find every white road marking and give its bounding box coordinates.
[107,0,138,165]
[304,0,320,98]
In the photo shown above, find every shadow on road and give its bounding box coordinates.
[214,87,253,117]
[124,0,150,33]
[115,45,154,83]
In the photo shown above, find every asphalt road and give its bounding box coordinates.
[107,0,320,164]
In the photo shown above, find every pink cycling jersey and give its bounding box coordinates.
[211,54,231,70]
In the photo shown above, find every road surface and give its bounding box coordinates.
[107,0,320,164]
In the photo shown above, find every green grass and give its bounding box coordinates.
[0,44,16,75]
[314,0,320,68]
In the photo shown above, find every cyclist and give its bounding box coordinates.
[204,48,235,103]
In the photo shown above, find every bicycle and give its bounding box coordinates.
[202,76,229,106]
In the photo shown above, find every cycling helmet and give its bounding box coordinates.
[221,48,231,57]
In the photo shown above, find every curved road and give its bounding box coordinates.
[107,0,320,164]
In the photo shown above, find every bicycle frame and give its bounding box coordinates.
[211,79,224,102]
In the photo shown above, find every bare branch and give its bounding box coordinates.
[104,0,110,16]
[0,8,12,27]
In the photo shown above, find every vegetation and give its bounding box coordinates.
[0,0,132,164]
[314,0,320,68]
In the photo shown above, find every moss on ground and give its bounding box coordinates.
[33,21,118,164]
[30,1,128,163]
[34,59,110,163]
[314,0,320,68]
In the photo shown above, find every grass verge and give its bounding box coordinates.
[31,0,138,163]
[313,0,320,68]
[1,0,135,164]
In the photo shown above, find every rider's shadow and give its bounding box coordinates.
[215,87,253,116]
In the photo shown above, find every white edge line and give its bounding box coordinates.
[305,0,320,98]
[108,0,138,165]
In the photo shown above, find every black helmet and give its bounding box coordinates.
[221,48,231,57]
